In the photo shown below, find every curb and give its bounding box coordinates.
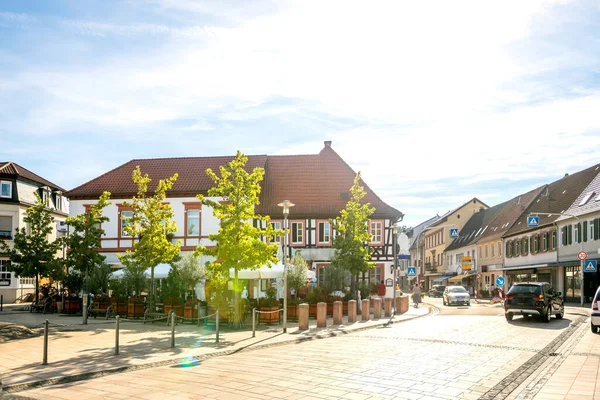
[2,306,434,394]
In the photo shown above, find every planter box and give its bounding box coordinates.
[326,303,333,316]
[127,301,145,318]
[164,304,184,317]
[64,298,82,314]
[95,300,110,310]
[259,307,280,324]
[208,305,228,324]
[111,301,127,316]
[343,302,348,316]
[309,303,317,318]
[287,304,299,321]
[184,305,198,319]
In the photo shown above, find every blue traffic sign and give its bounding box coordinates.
[496,276,505,286]
[527,215,539,227]
[449,228,459,238]
[584,260,597,273]
[398,254,411,260]
[407,267,417,277]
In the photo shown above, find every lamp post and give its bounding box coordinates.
[391,225,399,316]
[278,200,295,333]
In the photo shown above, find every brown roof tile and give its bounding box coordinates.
[504,163,600,237]
[0,161,66,191]
[256,145,403,219]
[66,156,268,199]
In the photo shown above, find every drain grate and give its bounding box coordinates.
[548,352,559,357]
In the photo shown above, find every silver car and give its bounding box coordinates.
[443,286,471,306]
[592,286,600,333]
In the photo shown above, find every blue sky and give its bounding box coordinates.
[1,0,600,227]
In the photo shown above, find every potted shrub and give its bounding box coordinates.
[164,297,183,317]
[259,286,280,324]
[111,295,128,316]
[184,298,199,319]
[127,296,146,318]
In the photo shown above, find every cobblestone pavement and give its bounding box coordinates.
[14,307,599,400]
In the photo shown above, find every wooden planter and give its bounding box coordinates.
[95,300,110,310]
[327,303,334,316]
[208,305,228,324]
[111,301,127,316]
[184,305,198,319]
[64,298,82,314]
[259,307,280,324]
[309,303,317,318]
[343,302,349,316]
[164,304,184,317]
[127,301,145,318]
[287,304,299,321]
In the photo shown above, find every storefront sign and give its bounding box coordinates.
[462,256,472,262]
[462,264,472,270]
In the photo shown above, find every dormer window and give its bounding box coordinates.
[55,192,63,211]
[579,192,595,206]
[41,186,51,206]
[0,181,11,198]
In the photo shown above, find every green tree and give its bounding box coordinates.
[195,151,282,324]
[63,191,111,296]
[173,253,206,298]
[287,252,309,299]
[117,167,180,307]
[330,173,376,303]
[0,194,62,301]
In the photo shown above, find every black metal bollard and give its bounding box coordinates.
[252,308,256,338]
[1,294,3,311]
[114,316,120,355]
[42,320,49,365]
[170,311,175,348]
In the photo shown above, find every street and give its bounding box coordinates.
[14,302,599,400]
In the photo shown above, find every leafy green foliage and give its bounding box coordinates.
[330,173,375,298]
[0,193,62,300]
[63,191,111,294]
[321,265,351,294]
[287,252,309,298]
[117,167,181,305]
[172,252,206,292]
[195,151,282,320]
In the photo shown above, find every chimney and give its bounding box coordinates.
[324,140,332,147]
[564,173,569,178]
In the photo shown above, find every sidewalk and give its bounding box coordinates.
[0,305,430,393]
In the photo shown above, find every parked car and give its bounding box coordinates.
[504,282,564,323]
[429,285,445,297]
[591,286,600,333]
[443,286,470,306]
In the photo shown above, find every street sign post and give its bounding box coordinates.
[578,251,588,261]
[449,228,459,238]
[527,216,539,227]
[496,276,505,286]
[407,267,417,277]
[584,260,597,273]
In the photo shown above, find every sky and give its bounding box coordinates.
[1,0,600,227]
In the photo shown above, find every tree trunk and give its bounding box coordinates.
[149,266,155,310]
[35,274,39,303]
[234,269,240,326]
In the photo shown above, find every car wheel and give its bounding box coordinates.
[543,306,551,323]
[505,313,513,321]
[467,302,470,306]
[555,307,564,319]
[592,324,599,334]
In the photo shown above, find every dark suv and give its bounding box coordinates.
[429,285,445,297]
[504,282,564,323]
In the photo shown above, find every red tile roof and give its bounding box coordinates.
[0,161,65,191]
[256,145,403,219]
[66,156,268,199]
[66,144,403,220]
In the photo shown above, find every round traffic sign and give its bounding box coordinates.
[578,251,588,261]
[477,273,482,279]
[496,276,505,286]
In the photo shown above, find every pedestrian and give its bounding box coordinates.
[412,284,421,308]
[378,280,386,298]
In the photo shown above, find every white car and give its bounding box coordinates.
[443,286,470,306]
[592,286,600,333]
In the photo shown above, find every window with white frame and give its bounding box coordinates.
[187,209,200,236]
[41,187,50,205]
[369,220,383,244]
[368,264,383,284]
[120,210,133,237]
[291,221,304,245]
[19,277,35,285]
[0,181,12,198]
[317,221,331,244]
[0,259,11,280]
[269,221,282,243]
[55,194,62,211]
[0,216,12,239]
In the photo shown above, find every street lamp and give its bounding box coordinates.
[391,225,399,317]
[278,200,295,333]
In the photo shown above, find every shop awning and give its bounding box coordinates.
[501,264,548,271]
[448,273,476,283]
[432,276,454,283]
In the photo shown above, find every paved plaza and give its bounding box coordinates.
[1,302,598,399]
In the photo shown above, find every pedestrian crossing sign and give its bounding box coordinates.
[584,260,597,272]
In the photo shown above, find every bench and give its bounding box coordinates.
[88,305,113,320]
[30,301,51,314]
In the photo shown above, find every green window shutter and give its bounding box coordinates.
[562,227,567,246]
[595,218,600,240]
[568,225,572,245]
[536,234,540,252]
[577,223,582,242]
[583,221,588,242]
